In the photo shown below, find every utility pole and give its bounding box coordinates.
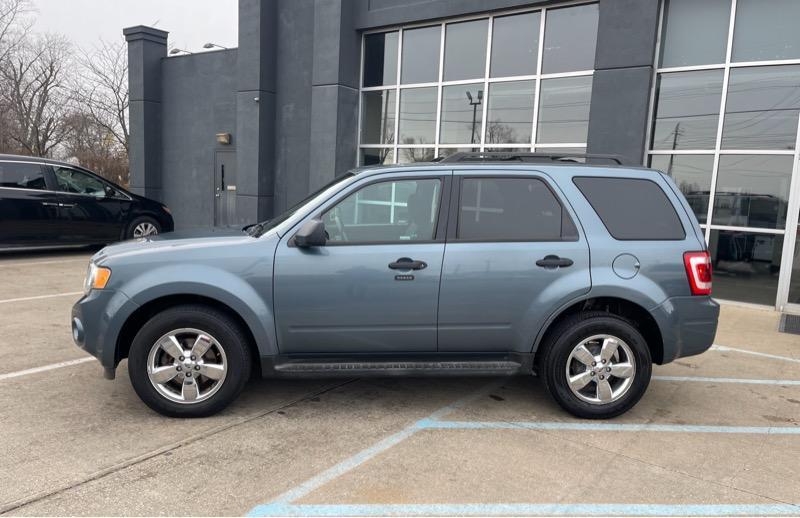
[466,89,483,145]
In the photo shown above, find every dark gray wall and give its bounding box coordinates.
[587,0,660,165]
[160,50,237,229]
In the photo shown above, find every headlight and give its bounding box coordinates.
[84,263,112,294]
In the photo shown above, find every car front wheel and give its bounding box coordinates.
[128,305,252,417]
[538,312,652,419]
[128,216,161,239]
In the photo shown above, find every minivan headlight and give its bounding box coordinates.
[84,263,112,294]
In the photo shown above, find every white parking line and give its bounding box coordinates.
[0,291,83,304]
[0,357,95,381]
[712,344,800,364]
[653,375,800,385]
[0,257,90,267]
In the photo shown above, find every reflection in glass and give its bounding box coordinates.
[708,229,782,306]
[397,148,435,163]
[361,90,396,145]
[537,75,592,144]
[485,81,535,144]
[360,148,394,166]
[363,32,398,87]
[651,70,723,150]
[721,65,800,150]
[440,84,484,145]
[542,4,598,74]
[732,0,800,62]
[444,19,488,81]
[401,26,441,84]
[649,154,714,223]
[490,12,540,78]
[659,0,730,67]
[712,155,792,229]
[398,87,437,145]
[437,147,479,159]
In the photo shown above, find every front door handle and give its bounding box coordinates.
[536,255,574,269]
[41,202,59,207]
[60,203,75,208]
[388,257,427,270]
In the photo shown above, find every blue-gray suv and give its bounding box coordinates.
[72,153,719,419]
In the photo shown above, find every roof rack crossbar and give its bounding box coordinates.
[438,152,626,166]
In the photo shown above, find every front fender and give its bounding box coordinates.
[117,264,277,357]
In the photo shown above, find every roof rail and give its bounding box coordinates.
[438,152,627,166]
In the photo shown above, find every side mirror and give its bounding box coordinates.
[294,218,327,247]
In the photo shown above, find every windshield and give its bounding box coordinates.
[248,173,355,237]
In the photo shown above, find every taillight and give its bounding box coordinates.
[683,251,712,296]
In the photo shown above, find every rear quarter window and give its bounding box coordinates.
[573,176,686,240]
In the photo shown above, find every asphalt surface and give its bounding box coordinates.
[1,250,799,516]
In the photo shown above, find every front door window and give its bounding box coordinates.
[323,178,441,243]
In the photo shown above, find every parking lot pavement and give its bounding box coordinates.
[1,252,799,516]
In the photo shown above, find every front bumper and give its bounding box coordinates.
[72,289,138,375]
[650,295,720,363]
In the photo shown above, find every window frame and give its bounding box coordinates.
[447,173,580,243]
[289,174,452,247]
[357,1,598,165]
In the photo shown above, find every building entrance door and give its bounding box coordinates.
[778,119,800,313]
[214,150,237,227]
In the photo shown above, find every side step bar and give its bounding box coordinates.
[273,360,524,377]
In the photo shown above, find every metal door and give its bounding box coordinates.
[214,151,237,227]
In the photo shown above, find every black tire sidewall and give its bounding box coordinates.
[127,306,250,418]
[127,216,161,240]
[542,316,652,419]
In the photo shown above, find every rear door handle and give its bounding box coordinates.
[388,257,427,270]
[536,255,574,269]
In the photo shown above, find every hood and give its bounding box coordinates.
[92,227,253,264]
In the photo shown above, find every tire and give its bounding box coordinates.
[127,216,161,239]
[128,304,252,418]
[538,311,652,419]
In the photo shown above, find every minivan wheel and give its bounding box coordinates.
[128,305,252,418]
[538,312,652,419]
[128,216,161,239]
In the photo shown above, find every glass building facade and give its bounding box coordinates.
[357,0,800,310]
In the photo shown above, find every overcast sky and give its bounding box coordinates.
[30,0,238,52]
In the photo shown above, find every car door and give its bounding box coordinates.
[0,161,62,246]
[273,172,451,353]
[50,166,127,243]
[437,172,591,353]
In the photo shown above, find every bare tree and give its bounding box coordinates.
[0,0,32,63]
[0,33,73,156]
[62,110,128,185]
[74,38,129,153]
[0,0,33,153]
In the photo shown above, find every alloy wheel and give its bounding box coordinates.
[565,334,636,405]
[133,222,158,238]
[146,328,228,404]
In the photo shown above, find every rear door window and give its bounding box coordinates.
[457,177,578,241]
[0,162,47,190]
[573,176,686,240]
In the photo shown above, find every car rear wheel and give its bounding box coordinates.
[128,216,161,239]
[538,312,652,419]
[128,305,252,417]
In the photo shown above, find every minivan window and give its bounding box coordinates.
[573,176,686,240]
[54,167,107,197]
[0,162,46,190]
[457,177,576,241]
[323,178,441,243]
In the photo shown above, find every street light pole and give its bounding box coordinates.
[466,90,483,145]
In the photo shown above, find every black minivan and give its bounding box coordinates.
[0,154,173,249]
